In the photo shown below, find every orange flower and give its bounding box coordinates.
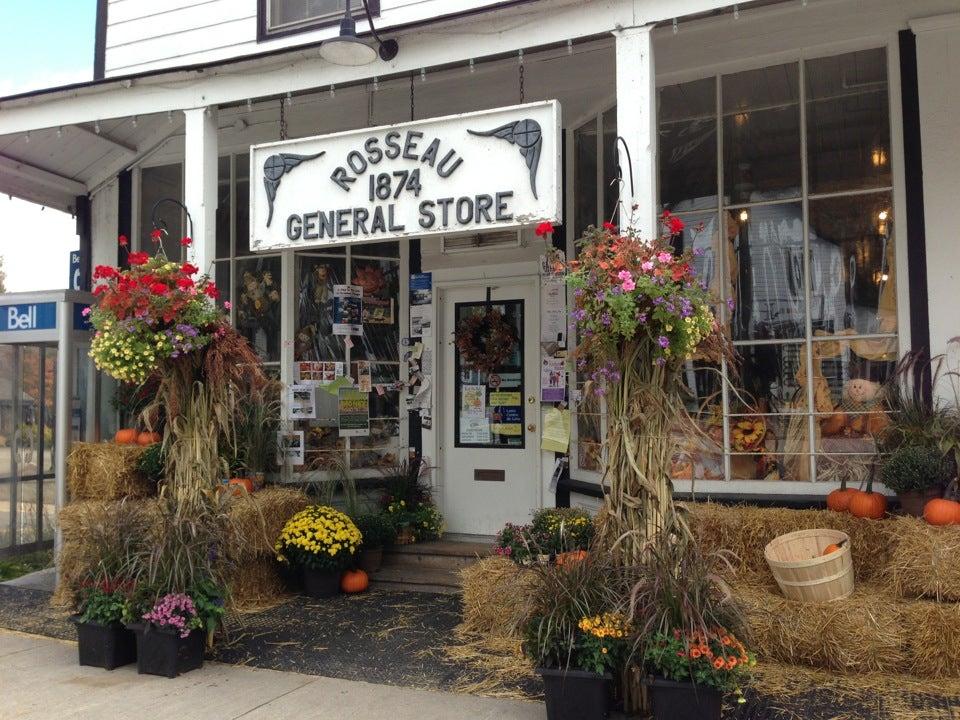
[726,657,738,669]
[690,648,702,659]
[713,658,725,670]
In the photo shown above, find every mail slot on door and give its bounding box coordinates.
[474,469,506,482]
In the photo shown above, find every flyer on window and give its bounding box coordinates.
[540,357,566,402]
[277,430,305,466]
[461,385,485,417]
[410,272,433,305]
[410,304,432,338]
[338,387,370,437]
[357,361,372,393]
[287,383,317,419]
[332,284,363,335]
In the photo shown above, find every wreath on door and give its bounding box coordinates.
[454,308,518,375]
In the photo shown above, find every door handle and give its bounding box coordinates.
[527,424,537,432]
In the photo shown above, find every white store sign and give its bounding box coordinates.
[249,100,561,251]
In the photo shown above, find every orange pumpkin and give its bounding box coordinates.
[137,431,161,446]
[848,489,887,520]
[821,539,845,556]
[114,428,138,445]
[826,486,856,513]
[226,477,254,496]
[924,498,960,526]
[556,550,589,566]
[341,569,369,594]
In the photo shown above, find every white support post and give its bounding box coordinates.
[614,25,658,240]
[183,106,219,281]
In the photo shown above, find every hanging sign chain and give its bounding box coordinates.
[279,98,288,141]
[518,52,525,103]
[410,74,415,122]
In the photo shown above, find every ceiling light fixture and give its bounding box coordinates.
[320,0,398,66]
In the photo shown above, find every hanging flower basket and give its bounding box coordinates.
[454,308,517,375]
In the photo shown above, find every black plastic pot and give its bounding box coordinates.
[71,617,137,671]
[358,547,383,574]
[646,676,722,720]
[302,566,341,598]
[129,624,205,678]
[538,667,611,720]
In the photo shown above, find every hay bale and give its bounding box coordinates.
[67,442,152,500]
[225,487,310,561]
[226,557,289,613]
[736,582,960,678]
[888,516,960,601]
[460,557,541,640]
[683,502,893,583]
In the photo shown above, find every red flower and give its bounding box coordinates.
[149,282,169,295]
[535,221,554,237]
[128,252,149,266]
[150,229,163,242]
[180,236,192,247]
[118,234,129,247]
[204,284,219,299]
[180,263,199,275]
[602,221,618,232]
[176,277,194,290]
[669,216,685,234]
[93,265,118,280]
[92,284,108,296]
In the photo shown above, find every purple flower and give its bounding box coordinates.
[658,336,670,348]
[637,313,648,323]
[726,298,736,312]
[693,246,705,256]
[574,288,584,297]
[595,291,606,302]
[655,357,666,367]
[601,312,612,326]
[571,308,587,321]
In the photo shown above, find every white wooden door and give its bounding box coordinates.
[438,278,540,536]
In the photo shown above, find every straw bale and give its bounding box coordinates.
[460,557,541,640]
[887,515,960,601]
[683,502,893,583]
[67,442,153,500]
[226,557,290,613]
[736,582,960,678]
[225,487,310,561]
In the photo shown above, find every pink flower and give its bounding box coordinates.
[617,270,632,282]
[642,261,654,271]
[81,307,91,317]
[657,252,673,263]
[223,301,232,310]
[621,278,636,291]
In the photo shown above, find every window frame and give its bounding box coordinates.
[257,0,381,42]
[566,38,909,495]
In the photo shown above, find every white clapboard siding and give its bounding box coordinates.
[104,0,510,77]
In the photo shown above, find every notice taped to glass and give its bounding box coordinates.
[338,387,370,437]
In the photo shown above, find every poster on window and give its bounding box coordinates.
[461,385,485,417]
[287,384,317,419]
[410,272,433,305]
[277,431,305,466]
[333,284,363,335]
[338,387,370,437]
[540,277,566,349]
[460,416,491,444]
[540,357,566,403]
[410,304,432,338]
[356,361,372,393]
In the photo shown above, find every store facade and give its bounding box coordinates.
[1,0,959,533]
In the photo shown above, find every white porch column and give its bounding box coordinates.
[614,25,658,240]
[183,106,218,280]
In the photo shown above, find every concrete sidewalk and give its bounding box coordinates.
[1,629,542,720]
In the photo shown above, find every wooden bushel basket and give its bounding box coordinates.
[764,529,854,602]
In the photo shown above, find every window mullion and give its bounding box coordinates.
[799,59,818,485]
[715,73,732,485]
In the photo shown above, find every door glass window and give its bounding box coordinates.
[454,300,525,449]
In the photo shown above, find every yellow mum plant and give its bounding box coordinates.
[275,506,362,571]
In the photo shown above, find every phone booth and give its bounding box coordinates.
[0,291,97,561]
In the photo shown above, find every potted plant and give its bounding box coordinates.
[643,627,754,720]
[411,502,444,542]
[353,513,395,573]
[385,500,416,544]
[524,552,635,720]
[275,505,362,598]
[880,445,949,516]
[493,522,534,564]
[128,582,224,678]
[71,581,137,671]
[531,507,594,557]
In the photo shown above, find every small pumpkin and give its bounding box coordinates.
[226,477,254,496]
[821,539,846,556]
[556,550,589,566]
[923,498,960,526]
[826,478,856,513]
[137,431,161,446]
[847,472,887,520]
[341,568,369,594]
[114,428,138,445]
